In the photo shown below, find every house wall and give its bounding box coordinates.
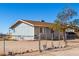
[11,23,34,40]
[34,27,51,35]
[66,28,75,32]
[44,27,51,34]
[34,27,51,39]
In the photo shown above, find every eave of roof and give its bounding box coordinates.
[10,20,52,29]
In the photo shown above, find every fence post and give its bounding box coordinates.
[45,33,47,46]
[2,34,6,56]
[51,33,54,48]
[42,33,47,50]
[38,33,42,52]
[58,32,61,48]
[3,38,6,55]
[64,32,67,47]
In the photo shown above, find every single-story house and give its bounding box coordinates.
[9,20,79,40]
[9,20,53,40]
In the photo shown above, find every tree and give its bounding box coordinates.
[57,8,77,22]
[70,19,79,26]
[49,19,62,48]
[56,7,77,47]
[49,23,54,48]
[49,7,77,47]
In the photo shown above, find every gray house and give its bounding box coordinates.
[10,20,52,40]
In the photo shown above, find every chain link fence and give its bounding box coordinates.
[0,33,54,55]
[0,33,79,56]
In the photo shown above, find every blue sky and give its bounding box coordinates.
[0,3,79,33]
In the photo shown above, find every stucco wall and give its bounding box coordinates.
[12,23,34,40]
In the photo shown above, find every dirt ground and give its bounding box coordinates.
[0,39,79,56]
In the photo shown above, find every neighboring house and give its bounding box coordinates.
[66,26,79,39]
[9,20,53,40]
